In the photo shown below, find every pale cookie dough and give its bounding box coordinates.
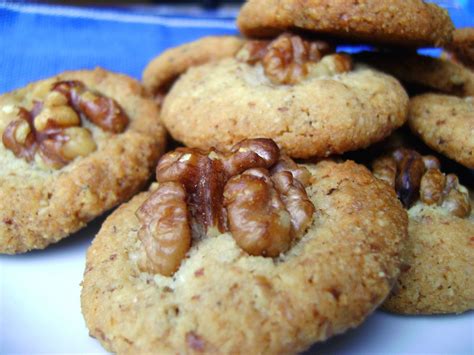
[409,94,474,169]
[237,0,453,47]
[0,68,166,253]
[81,160,407,354]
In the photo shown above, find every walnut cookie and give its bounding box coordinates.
[145,33,409,158]
[445,27,474,70]
[0,68,166,254]
[354,51,474,97]
[142,36,245,103]
[81,139,407,354]
[409,94,474,169]
[237,0,453,47]
[371,148,474,314]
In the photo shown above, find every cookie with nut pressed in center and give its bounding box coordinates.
[370,147,474,314]
[81,139,407,354]
[237,0,453,47]
[0,68,166,254]
[145,34,409,158]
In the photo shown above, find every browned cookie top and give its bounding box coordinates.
[237,0,454,47]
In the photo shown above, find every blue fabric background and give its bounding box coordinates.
[0,1,472,93]
[0,2,238,92]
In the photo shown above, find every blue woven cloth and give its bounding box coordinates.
[0,1,472,93]
[0,2,238,92]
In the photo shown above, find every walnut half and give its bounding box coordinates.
[137,139,315,276]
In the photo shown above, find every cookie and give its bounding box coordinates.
[143,36,245,102]
[409,94,474,169]
[355,51,474,97]
[0,68,166,254]
[446,28,474,70]
[371,148,474,314]
[237,0,453,47]
[81,151,407,354]
[158,34,408,158]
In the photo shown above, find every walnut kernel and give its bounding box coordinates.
[224,168,292,257]
[138,139,315,276]
[238,33,339,85]
[136,182,192,276]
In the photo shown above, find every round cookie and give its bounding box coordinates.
[237,0,453,47]
[159,39,408,158]
[81,160,407,354]
[355,51,474,97]
[409,94,474,169]
[0,68,166,254]
[143,36,245,101]
[370,147,474,314]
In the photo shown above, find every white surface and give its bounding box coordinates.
[1,216,473,354]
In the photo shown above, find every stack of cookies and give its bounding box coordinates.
[1,0,472,353]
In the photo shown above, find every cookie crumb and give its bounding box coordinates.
[186,331,205,351]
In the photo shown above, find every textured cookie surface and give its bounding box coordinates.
[355,51,474,97]
[143,36,245,99]
[81,160,407,354]
[409,94,474,169]
[0,68,166,253]
[383,203,474,314]
[161,58,408,158]
[237,0,453,47]
[446,28,474,69]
